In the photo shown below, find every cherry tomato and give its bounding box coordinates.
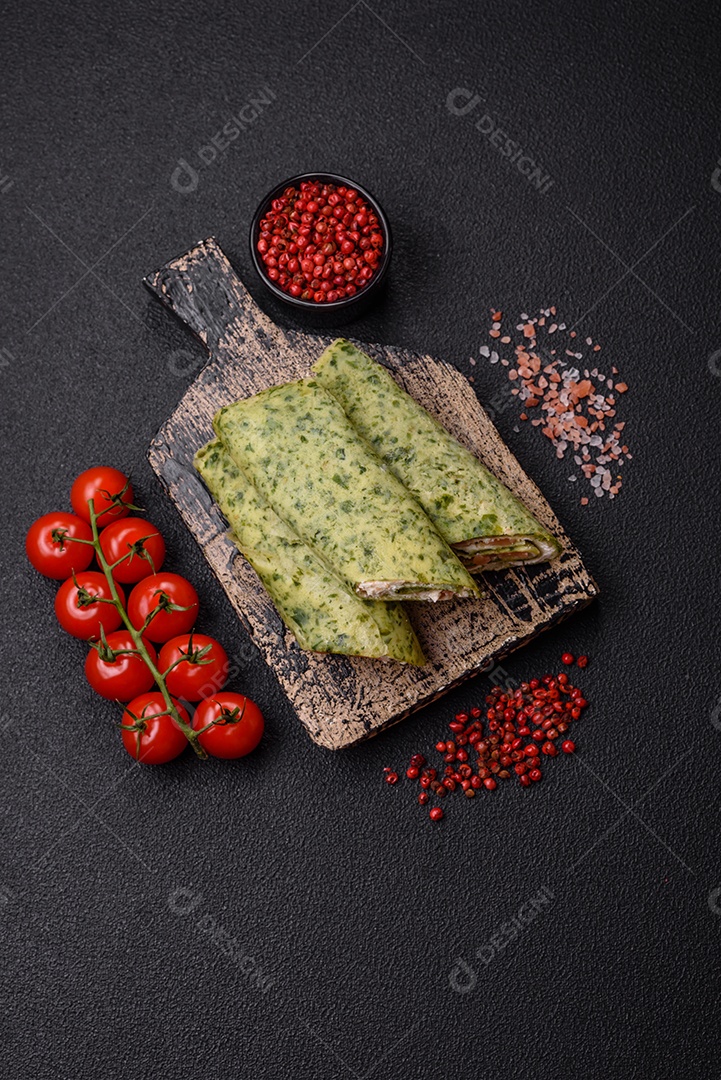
[26,512,94,579]
[192,693,264,759]
[120,693,189,764]
[158,633,229,702]
[85,631,157,701]
[71,466,135,527]
[54,572,125,640]
[127,573,199,643]
[99,517,166,583]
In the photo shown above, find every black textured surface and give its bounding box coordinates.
[1,2,719,1077]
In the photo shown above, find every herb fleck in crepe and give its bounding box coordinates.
[312,340,561,571]
[194,440,425,664]
[213,380,477,601]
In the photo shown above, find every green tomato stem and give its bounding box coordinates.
[88,499,207,760]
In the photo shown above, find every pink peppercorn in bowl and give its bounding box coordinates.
[249,172,392,324]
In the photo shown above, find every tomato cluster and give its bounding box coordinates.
[26,466,264,765]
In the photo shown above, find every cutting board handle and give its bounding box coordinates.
[144,236,273,353]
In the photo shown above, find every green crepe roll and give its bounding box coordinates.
[312,339,562,572]
[212,379,478,602]
[194,440,426,665]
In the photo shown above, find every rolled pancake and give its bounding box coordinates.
[312,340,562,572]
[212,379,478,601]
[194,439,425,664]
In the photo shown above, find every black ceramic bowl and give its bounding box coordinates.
[249,172,392,325]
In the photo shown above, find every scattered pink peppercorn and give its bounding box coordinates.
[382,660,590,820]
[577,655,588,668]
[429,807,444,822]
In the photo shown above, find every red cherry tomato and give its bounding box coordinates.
[158,633,229,702]
[85,631,157,701]
[26,512,94,579]
[192,693,264,759]
[99,518,166,583]
[54,572,125,640]
[127,573,199,643]
[120,693,189,764]
[158,630,229,699]
[71,466,134,527]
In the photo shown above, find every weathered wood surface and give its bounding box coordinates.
[145,237,598,750]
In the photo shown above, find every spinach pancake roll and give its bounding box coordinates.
[212,379,478,601]
[312,340,562,572]
[194,440,426,664]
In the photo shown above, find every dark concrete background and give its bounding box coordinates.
[2,1,720,1077]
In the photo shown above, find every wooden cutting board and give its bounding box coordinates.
[144,237,598,750]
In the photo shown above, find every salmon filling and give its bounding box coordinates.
[454,535,561,571]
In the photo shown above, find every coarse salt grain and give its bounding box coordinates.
[481,305,631,504]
